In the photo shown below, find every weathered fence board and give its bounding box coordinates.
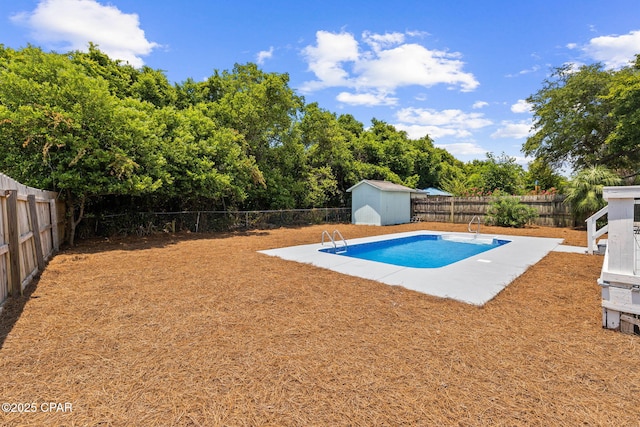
[0,194,7,304]
[411,194,573,227]
[0,173,65,309]
[5,190,20,297]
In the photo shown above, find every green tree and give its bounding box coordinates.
[205,63,304,164]
[130,66,177,107]
[251,134,308,209]
[352,119,439,189]
[152,105,263,211]
[304,166,339,208]
[524,157,567,193]
[465,153,524,195]
[370,119,414,178]
[175,77,209,109]
[301,104,355,206]
[0,46,166,244]
[70,43,137,99]
[604,55,640,175]
[337,113,364,137]
[524,64,616,170]
[410,136,442,189]
[202,63,305,209]
[437,149,467,195]
[73,45,177,107]
[564,165,622,224]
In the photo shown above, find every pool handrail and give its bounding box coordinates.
[321,229,348,252]
[321,230,333,247]
[332,229,348,252]
[468,215,481,236]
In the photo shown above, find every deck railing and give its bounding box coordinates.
[585,205,609,255]
[598,186,640,331]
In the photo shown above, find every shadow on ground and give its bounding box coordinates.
[0,278,40,350]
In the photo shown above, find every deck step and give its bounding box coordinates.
[597,239,608,255]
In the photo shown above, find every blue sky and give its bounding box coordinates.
[1,0,639,167]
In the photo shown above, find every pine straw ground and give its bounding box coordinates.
[1,222,639,426]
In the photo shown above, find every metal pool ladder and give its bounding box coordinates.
[321,229,349,253]
[468,215,481,236]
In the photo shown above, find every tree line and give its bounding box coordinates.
[0,45,638,243]
[0,45,538,243]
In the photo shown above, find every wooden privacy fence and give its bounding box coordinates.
[0,173,65,307]
[411,194,573,227]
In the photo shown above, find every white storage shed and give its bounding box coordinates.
[346,179,416,225]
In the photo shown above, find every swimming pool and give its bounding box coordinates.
[319,234,511,268]
[259,231,563,305]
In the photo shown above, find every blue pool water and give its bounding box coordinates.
[320,234,510,268]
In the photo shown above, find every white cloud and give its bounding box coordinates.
[406,30,430,38]
[506,64,540,77]
[362,31,405,52]
[11,0,158,67]
[582,30,640,69]
[396,107,492,129]
[300,31,359,91]
[256,46,274,64]
[472,101,488,109]
[300,30,478,97]
[491,120,532,139]
[336,91,398,106]
[395,124,472,140]
[434,142,486,156]
[520,65,540,74]
[394,107,491,140]
[511,99,532,113]
[354,43,479,92]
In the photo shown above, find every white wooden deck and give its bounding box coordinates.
[596,186,640,331]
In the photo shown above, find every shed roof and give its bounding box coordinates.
[421,187,453,196]
[346,179,416,193]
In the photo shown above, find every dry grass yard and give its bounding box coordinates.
[1,222,639,426]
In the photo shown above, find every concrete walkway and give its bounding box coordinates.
[552,245,588,254]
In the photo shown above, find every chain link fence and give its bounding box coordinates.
[78,208,351,238]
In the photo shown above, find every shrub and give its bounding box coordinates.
[486,195,538,228]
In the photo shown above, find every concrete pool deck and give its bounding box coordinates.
[259,230,567,306]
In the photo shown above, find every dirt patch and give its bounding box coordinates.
[1,223,637,426]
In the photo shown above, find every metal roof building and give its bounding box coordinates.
[421,187,453,196]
